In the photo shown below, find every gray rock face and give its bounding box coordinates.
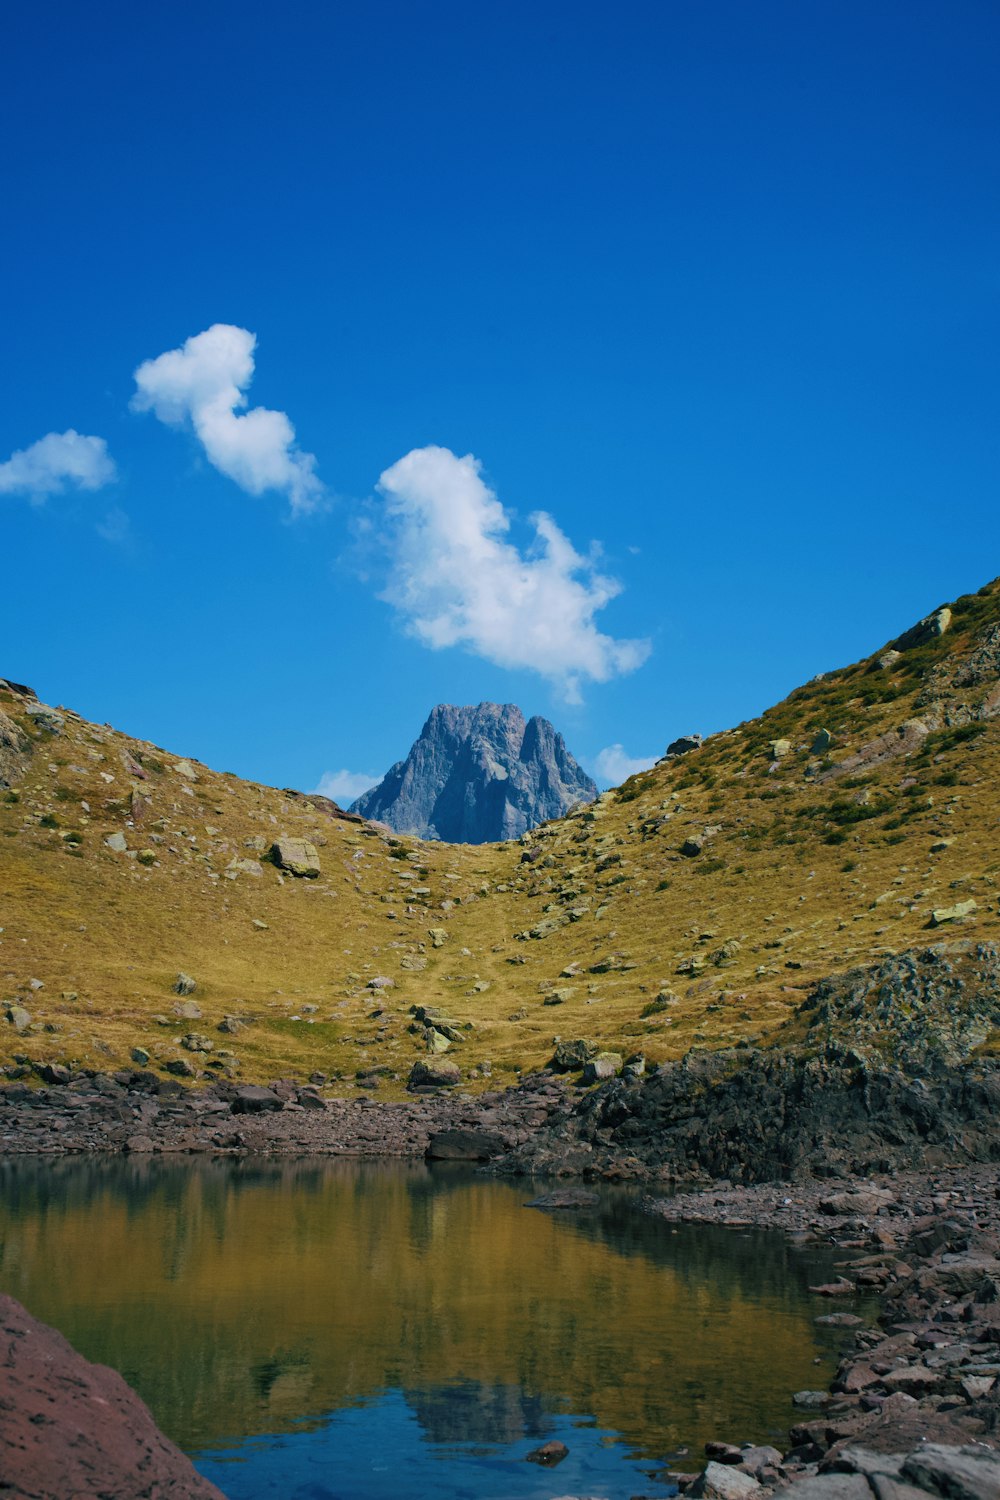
[903,1443,1000,1500]
[0,707,30,790]
[582,1052,622,1084]
[351,703,597,843]
[892,606,952,652]
[550,1039,598,1072]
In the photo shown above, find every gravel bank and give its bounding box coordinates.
[644,1167,1000,1498]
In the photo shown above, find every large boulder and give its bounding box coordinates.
[582,1052,623,1084]
[819,1188,896,1217]
[24,703,64,734]
[0,1294,225,1499]
[902,1443,1000,1500]
[407,1059,461,1089]
[271,838,321,877]
[688,1461,762,1498]
[231,1085,284,1113]
[663,734,703,757]
[549,1039,598,1072]
[425,1128,505,1161]
[929,899,977,927]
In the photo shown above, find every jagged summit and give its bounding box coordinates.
[350,702,598,842]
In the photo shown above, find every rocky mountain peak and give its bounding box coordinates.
[351,702,597,842]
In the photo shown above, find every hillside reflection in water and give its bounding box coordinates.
[0,1157,848,1496]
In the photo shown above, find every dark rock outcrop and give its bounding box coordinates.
[351,702,596,842]
[0,1293,225,1498]
[492,944,1000,1184]
[662,733,703,758]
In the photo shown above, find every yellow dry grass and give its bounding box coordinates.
[2,578,998,1090]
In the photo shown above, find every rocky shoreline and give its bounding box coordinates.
[0,1067,567,1158]
[642,1166,1000,1497]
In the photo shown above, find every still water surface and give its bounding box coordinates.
[0,1157,849,1498]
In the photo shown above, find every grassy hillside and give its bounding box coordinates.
[2,578,999,1090]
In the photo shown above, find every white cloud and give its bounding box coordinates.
[312,769,380,805]
[131,324,323,515]
[0,430,116,502]
[593,744,658,786]
[376,446,650,700]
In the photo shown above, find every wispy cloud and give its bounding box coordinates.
[96,506,132,546]
[376,445,650,701]
[312,769,379,805]
[0,430,116,502]
[131,324,324,515]
[593,744,658,785]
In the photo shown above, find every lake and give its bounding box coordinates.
[0,1156,851,1498]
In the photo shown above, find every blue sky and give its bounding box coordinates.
[3,1,998,799]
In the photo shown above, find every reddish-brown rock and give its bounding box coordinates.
[0,1294,225,1498]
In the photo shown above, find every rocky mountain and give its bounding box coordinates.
[350,703,597,842]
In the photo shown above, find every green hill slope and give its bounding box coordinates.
[2,578,998,1090]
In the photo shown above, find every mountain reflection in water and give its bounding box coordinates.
[0,1156,848,1485]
